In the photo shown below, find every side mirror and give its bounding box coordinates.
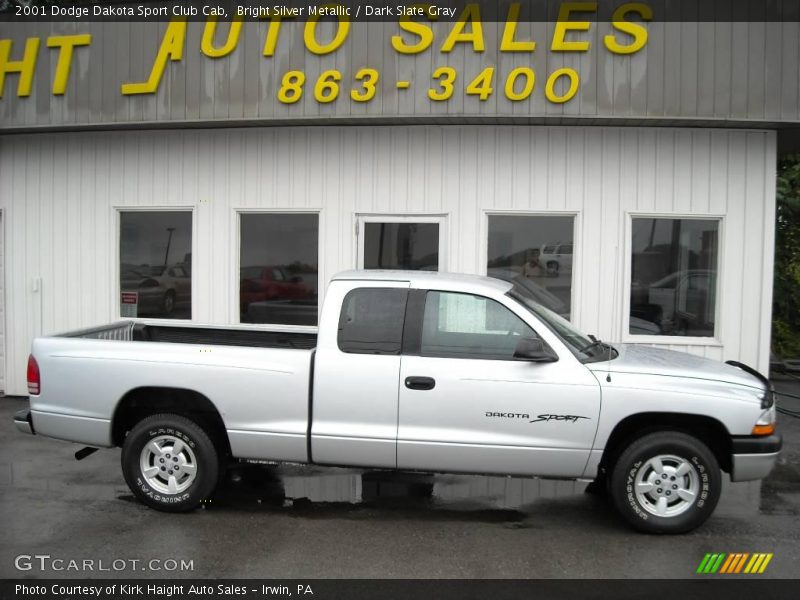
[513,337,558,362]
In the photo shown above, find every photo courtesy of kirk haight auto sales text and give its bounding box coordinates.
[15,584,289,597]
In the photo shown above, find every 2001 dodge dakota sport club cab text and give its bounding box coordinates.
[15,271,782,533]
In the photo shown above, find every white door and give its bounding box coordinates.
[0,211,4,394]
[356,215,447,271]
[311,280,410,468]
[397,290,601,478]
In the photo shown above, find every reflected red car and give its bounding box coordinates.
[240,266,314,313]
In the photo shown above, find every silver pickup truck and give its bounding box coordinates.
[15,270,781,533]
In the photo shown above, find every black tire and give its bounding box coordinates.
[121,413,220,512]
[547,261,559,276]
[609,431,721,534]
[162,291,176,315]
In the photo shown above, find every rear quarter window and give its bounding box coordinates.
[337,288,409,355]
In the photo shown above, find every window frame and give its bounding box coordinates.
[481,209,581,325]
[114,206,196,323]
[233,208,323,331]
[623,212,724,346]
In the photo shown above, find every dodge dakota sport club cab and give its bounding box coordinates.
[15,271,782,533]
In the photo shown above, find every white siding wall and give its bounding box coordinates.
[0,126,777,396]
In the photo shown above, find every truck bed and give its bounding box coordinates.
[63,321,317,350]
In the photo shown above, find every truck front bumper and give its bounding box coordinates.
[730,434,782,482]
[14,409,34,435]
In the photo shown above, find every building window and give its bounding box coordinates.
[239,213,319,326]
[337,288,408,355]
[630,218,719,337]
[120,211,192,319]
[486,215,575,319]
[363,222,440,270]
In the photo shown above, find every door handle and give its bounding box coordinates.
[404,376,436,391]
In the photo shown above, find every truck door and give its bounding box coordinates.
[398,290,600,477]
[311,281,410,468]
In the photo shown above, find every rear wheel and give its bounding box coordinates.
[609,431,721,534]
[121,413,220,512]
[162,291,175,315]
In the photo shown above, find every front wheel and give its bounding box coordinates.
[121,414,221,512]
[609,431,721,534]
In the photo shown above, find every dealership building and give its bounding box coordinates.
[0,10,798,396]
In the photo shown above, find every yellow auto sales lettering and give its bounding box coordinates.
[1,4,651,101]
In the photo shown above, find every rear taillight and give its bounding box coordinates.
[27,355,40,395]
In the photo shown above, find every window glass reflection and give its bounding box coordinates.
[487,215,575,320]
[120,211,192,319]
[364,223,439,270]
[240,214,319,326]
[630,218,719,337]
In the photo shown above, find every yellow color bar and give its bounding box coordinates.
[758,554,773,574]
[744,554,759,573]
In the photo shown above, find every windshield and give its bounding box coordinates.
[507,284,616,363]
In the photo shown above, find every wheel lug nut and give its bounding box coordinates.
[161,466,166,471]
[159,458,164,463]
[166,454,171,459]
[168,470,173,475]
[672,484,678,489]
[175,466,179,470]
[172,457,178,462]
[655,480,661,485]
[657,488,663,493]
[670,476,676,481]
[666,491,671,496]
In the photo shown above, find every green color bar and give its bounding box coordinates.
[697,554,713,574]
[710,553,727,573]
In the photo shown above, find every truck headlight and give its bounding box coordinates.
[759,388,775,409]
[752,404,776,436]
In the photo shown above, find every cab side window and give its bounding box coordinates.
[420,291,538,360]
[338,288,408,355]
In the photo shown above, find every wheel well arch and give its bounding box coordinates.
[597,412,732,476]
[111,387,230,455]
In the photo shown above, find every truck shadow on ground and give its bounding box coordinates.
[120,462,626,530]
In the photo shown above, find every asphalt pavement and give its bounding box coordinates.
[1,378,799,579]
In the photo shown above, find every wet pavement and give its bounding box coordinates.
[1,378,799,579]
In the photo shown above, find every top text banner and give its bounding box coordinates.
[2,0,800,22]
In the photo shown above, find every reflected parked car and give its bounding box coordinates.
[240,266,315,314]
[121,265,191,316]
[631,270,716,336]
[539,242,573,276]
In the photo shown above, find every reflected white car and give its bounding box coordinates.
[539,242,573,276]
